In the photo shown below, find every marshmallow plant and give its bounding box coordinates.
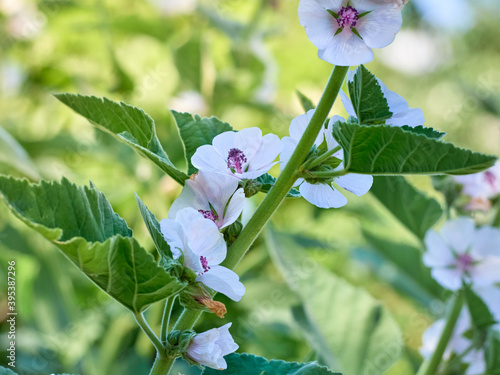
[0,1,499,375]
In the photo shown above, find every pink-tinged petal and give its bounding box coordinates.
[340,90,356,118]
[228,127,263,161]
[472,226,500,257]
[423,230,455,267]
[471,257,500,287]
[187,331,221,369]
[298,0,341,49]
[191,144,230,175]
[387,108,425,127]
[430,268,463,291]
[334,173,373,196]
[280,137,297,171]
[440,218,475,254]
[248,133,282,171]
[159,218,184,260]
[221,188,245,229]
[215,323,239,356]
[169,183,206,219]
[239,162,279,180]
[318,29,374,66]
[198,265,246,301]
[211,131,238,160]
[176,208,227,265]
[299,182,347,208]
[355,3,402,49]
[325,115,344,151]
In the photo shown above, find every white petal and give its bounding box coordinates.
[211,130,238,161]
[176,208,227,266]
[248,133,282,171]
[419,319,446,359]
[299,182,347,208]
[226,127,263,162]
[215,323,239,356]
[472,226,500,257]
[334,173,373,196]
[474,286,500,321]
[463,349,486,375]
[187,330,221,369]
[325,115,344,151]
[198,265,246,301]
[318,28,374,66]
[340,90,356,118]
[159,218,184,260]
[387,108,425,127]
[289,109,324,146]
[440,218,475,254]
[430,268,463,291]
[471,258,500,288]
[280,137,298,171]
[423,230,455,267]
[239,162,279,180]
[355,3,402,49]
[221,188,246,229]
[298,0,342,49]
[191,144,230,175]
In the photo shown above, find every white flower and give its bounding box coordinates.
[423,218,500,291]
[340,68,425,126]
[191,128,282,180]
[169,170,245,230]
[454,161,500,202]
[280,110,372,209]
[186,323,238,370]
[298,0,403,66]
[475,285,500,323]
[160,208,245,301]
[420,310,485,375]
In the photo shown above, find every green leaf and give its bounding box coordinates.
[135,193,172,259]
[266,230,402,375]
[370,176,443,239]
[296,90,315,112]
[54,94,188,185]
[361,231,443,307]
[171,111,233,175]
[400,125,445,140]
[332,122,497,175]
[486,329,500,373]
[464,284,497,331]
[202,353,341,375]
[257,173,301,198]
[0,176,185,313]
[348,65,392,124]
[0,126,40,180]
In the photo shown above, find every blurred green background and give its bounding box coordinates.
[1,0,499,374]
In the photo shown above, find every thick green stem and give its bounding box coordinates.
[222,65,349,269]
[158,65,349,375]
[417,293,463,375]
[150,355,175,375]
[161,296,176,343]
[135,313,164,355]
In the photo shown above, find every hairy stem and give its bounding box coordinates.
[303,145,342,170]
[135,313,164,355]
[150,355,175,375]
[160,65,349,374]
[417,293,463,375]
[161,296,176,343]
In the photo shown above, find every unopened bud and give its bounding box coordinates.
[241,179,262,198]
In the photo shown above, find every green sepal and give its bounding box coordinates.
[240,178,263,198]
[326,9,339,18]
[165,329,197,358]
[224,220,243,245]
[334,27,343,36]
[351,27,363,40]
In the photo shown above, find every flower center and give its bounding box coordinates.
[198,209,218,223]
[337,6,359,28]
[485,171,496,188]
[227,148,247,174]
[456,253,474,272]
[200,255,210,273]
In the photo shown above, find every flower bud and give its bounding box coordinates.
[224,220,243,244]
[241,179,262,198]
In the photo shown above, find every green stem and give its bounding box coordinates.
[150,355,175,375]
[417,293,463,375]
[303,145,341,170]
[161,296,176,343]
[223,65,349,270]
[135,313,164,355]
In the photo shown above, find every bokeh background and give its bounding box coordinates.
[1,0,499,374]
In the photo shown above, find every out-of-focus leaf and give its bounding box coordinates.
[134,193,172,259]
[370,176,443,239]
[464,285,497,331]
[173,35,202,91]
[348,65,392,124]
[171,111,233,175]
[0,126,39,180]
[331,121,497,175]
[0,176,186,313]
[267,230,402,375]
[54,94,188,185]
[296,90,315,112]
[202,353,340,375]
[361,231,443,306]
